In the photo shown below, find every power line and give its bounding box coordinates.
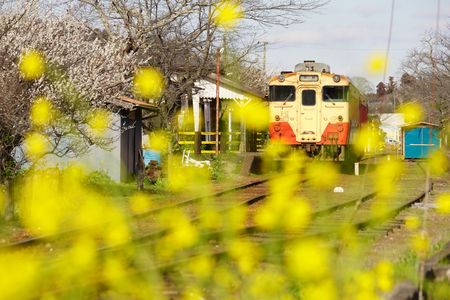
[383,0,396,83]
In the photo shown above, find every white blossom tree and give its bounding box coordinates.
[0,11,143,218]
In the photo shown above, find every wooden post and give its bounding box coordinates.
[193,93,201,155]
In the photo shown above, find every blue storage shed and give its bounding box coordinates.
[401,122,441,159]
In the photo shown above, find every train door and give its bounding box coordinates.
[298,89,319,142]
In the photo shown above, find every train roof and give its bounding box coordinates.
[294,60,330,73]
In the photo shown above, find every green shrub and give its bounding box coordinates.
[84,170,115,186]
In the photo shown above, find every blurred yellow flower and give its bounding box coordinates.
[103,208,131,246]
[69,235,98,271]
[133,67,164,99]
[436,193,450,214]
[87,109,110,136]
[254,200,282,230]
[397,102,423,124]
[367,53,386,74]
[302,279,337,300]
[0,252,39,299]
[249,270,286,298]
[410,232,429,258]
[20,171,65,235]
[213,264,239,290]
[129,192,152,214]
[19,50,46,80]
[102,256,127,286]
[283,198,311,231]
[30,96,53,127]
[24,132,49,160]
[188,255,214,279]
[228,238,260,274]
[214,0,243,29]
[160,209,199,250]
[232,99,269,130]
[353,123,383,155]
[374,159,403,198]
[305,161,338,189]
[199,207,222,229]
[182,286,204,300]
[375,260,393,292]
[404,215,421,230]
[428,150,449,176]
[149,131,169,152]
[286,238,330,281]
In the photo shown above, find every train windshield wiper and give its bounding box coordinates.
[282,93,293,106]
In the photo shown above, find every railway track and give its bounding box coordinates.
[0,175,274,250]
[149,185,430,273]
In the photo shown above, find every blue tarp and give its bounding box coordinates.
[143,149,161,165]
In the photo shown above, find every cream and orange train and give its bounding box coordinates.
[268,61,368,160]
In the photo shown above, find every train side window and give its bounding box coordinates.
[302,90,316,106]
[269,86,296,101]
[322,86,348,102]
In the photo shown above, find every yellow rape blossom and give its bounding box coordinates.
[436,193,450,214]
[231,99,269,130]
[19,50,46,80]
[353,123,383,155]
[283,198,311,232]
[305,161,338,189]
[199,207,223,229]
[30,96,53,127]
[188,255,214,279]
[87,109,110,136]
[286,238,330,281]
[302,279,338,300]
[249,270,286,299]
[404,215,421,230]
[367,53,387,74]
[69,235,98,272]
[24,132,49,160]
[374,159,403,198]
[0,252,39,299]
[102,256,128,286]
[214,0,243,29]
[397,102,423,124]
[133,67,164,99]
[428,150,449,176]
[20,171,65,235]
[228,238,260,274]
[410,232,429,258]
[375,260,393,292]
[129,192,152,214]
[148,131,169,153]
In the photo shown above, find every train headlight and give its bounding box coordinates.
[338,115,343,122]
[278,74,285,82]
[333,75,341,82]
[275,115,281,121]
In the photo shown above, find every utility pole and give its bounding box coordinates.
[215,48,222,156]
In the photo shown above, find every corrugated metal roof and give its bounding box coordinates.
[197,73,264,100]
[109,96,160,111]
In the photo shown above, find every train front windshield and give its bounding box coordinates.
[322,86,348,101]
[269,86,296,101]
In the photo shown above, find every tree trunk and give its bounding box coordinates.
[2,180,14,221]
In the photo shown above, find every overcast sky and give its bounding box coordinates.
[261,0,450,86]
